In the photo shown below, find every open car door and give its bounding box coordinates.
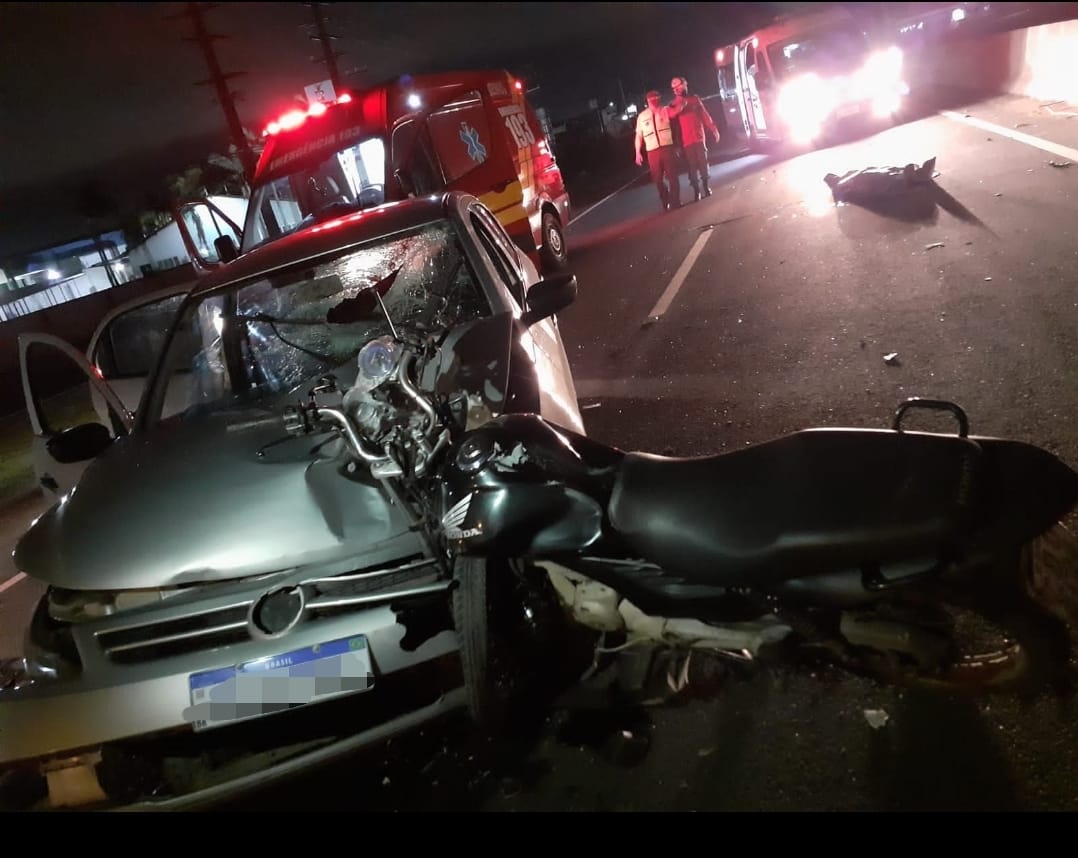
[18,285,192,502]
[173,199,244,275]
[19,334,133,503]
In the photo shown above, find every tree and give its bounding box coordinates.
[74,181,121,288]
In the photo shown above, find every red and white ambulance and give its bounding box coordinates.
[178,69,571,275]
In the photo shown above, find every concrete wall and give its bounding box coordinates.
[912,18,1078,105]
[1008,18,1078,103]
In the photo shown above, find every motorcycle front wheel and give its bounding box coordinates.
[451,556,506,731]
[451,555,589,733]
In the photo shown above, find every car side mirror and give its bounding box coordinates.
[214,235,239,262]
[523,273,577,326]
[45,423,114,464]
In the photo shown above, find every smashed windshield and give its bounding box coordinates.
[148,219,489,423]
[241,136,388,252]
[768,25,870,79]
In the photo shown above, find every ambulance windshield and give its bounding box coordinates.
[242,137,387,252]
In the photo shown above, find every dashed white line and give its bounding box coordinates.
[567,171,646,226]
[0,572,26,594]
[645,227,716,321]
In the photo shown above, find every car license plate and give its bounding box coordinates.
[185,635,374,732]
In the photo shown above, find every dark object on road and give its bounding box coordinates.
[825,157,937,203]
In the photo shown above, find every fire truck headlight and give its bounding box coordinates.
[861,47,903,93]
[407,93,422,110]
[777,74,836,142]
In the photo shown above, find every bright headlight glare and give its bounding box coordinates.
[778,74,836,131]
[863,46,903,87]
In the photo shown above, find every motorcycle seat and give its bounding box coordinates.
[607,428,983,588]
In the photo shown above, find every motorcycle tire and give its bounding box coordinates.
[451,556,509,732]
[856,543,1073,697]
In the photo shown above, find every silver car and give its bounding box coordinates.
[1,191,583,809]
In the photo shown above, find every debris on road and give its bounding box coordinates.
[883,352,900,366]
[1047,160,1073,168]
[994,193,1003,197]
[864,709,890,729]
[985,277,993,282]
[924,242,945,250]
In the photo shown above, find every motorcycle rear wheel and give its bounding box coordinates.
[855,544,1073,696]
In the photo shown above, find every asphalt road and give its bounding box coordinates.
[3,87,1077,812]
[218,89,1078,811]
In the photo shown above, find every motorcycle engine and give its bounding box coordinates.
[341,335,442,468]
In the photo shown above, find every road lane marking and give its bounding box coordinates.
[568,172,647,226]
[646,227,715,321]
[0,572,26,594]
[941,110,1078,162]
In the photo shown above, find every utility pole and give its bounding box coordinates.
[304,2,345,96]
[171,2,258,183]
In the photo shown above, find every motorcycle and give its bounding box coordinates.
[283,298,1078,730]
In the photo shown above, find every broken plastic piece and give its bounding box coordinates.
[924,242,945,250]
[864,709,890,729]
[884,352,900,366]
[1048,160,1073,168]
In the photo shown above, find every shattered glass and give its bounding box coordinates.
[150,220,488,421]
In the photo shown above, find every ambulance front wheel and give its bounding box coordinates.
[540,210,568,273]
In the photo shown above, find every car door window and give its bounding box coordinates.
[23,341,113,437]
[391,120,445,196]
[469,211,525,308]
[92,294,187,380]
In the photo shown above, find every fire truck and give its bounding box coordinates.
[178,70,571,274]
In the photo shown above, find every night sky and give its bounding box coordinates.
[0,1,807,257]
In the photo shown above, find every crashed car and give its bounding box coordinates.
[0,190,583,809]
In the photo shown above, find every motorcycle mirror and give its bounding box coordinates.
[523,273,577,326]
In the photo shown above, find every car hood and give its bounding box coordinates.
[14,410,418,591]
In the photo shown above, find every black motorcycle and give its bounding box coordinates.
[285,306,1078,729]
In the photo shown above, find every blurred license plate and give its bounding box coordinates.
[185,636,373,732]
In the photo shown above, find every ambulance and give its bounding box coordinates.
[719,7,909,147]
[178,69,571,274]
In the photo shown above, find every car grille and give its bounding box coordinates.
[95,556,447,665]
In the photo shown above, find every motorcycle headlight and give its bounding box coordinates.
[354,336,402,393]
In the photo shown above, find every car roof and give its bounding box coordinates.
[190,191,470,297]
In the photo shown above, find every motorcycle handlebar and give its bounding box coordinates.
[282,344,441,469]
